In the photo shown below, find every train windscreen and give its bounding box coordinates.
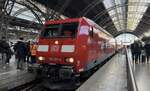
[41,22,78,38]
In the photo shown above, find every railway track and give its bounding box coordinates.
[9,79,42,91]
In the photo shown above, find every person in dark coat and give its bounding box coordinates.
[131,41,141,63]
[135,41,141,63]
[26,41,31,63]
[141,43,146,63]
[144,42,150,63]
[130,43,135,61]
[14,37,27,70]
[0,37,12,66]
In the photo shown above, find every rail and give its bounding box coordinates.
[125,48,138,91]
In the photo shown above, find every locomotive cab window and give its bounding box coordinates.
[41,22,78,38]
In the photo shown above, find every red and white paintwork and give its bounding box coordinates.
[36,17,115,76]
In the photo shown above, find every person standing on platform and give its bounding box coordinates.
[144,42,150,63]
[131,41,141,63]
[130,42,136,61]
[136,41,141,63]
[30,42,37,64]
[26,41,31,63]
[0,37,12,68]
[14,37,27,70]
[141,43,146,63]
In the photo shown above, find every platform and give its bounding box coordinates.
[0,55,36,91]
[77,52,127,91]
[126,49,150,91]
[134,61,150,91]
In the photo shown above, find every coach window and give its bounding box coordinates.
[89,26,93,37]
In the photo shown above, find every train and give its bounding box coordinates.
[36,17,116,82]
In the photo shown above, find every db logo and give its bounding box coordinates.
[51,45,59,52]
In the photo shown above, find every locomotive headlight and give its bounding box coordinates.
[65,57,74,63]
[38,56,45,61]
[54,41,59,44]
[69,58,74,63]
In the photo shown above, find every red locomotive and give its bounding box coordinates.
[36,17,115,80]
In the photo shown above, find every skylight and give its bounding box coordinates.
[103,0,150,31]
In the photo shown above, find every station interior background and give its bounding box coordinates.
[1,0,150,45]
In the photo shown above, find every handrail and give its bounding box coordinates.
[125,48,138,91]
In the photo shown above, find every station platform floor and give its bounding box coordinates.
[134,63,150,91]
[0,55,24,73]
[0,55,35,91]
[127,49,150,91]
[77,52,127,91]
[134,59,150,91]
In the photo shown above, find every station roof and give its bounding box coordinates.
[33,0,150,38]
[9,16,41,29]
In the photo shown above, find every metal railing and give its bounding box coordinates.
[125,48,138,91]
